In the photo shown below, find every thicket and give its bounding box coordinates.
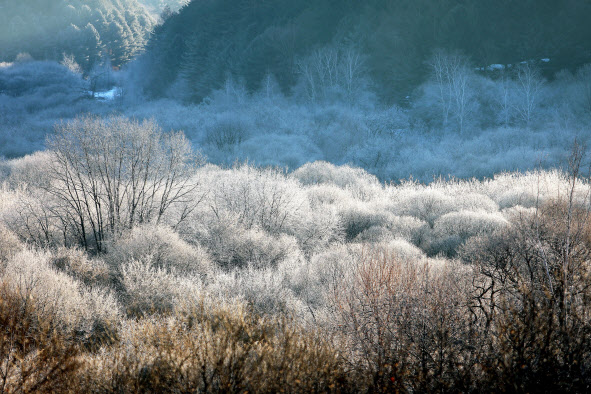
[1,117,590,391]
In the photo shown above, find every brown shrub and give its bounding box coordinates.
[76,302,351,393]
[463,197,591,392]
[333,247,478,392]
[0,282,80,393]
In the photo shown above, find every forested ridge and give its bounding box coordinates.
[140,0,591,102]
[0,0,154,71]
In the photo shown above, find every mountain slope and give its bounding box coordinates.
[137,0,591,103]
[0,0,154,70]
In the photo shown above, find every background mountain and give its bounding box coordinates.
[137,0,591,103]
[0,0,154,71]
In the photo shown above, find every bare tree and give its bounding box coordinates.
[496,72,515,126]
[46,116,204,252]
[575,64,591,115]
[296,44,368,103]
[514,63,544,128]
[428,50,475,134]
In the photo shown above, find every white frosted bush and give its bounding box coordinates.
[51,247,110,287]
[203,219,302,270]
[388,215,430,244]
[3,151,53,188]
[482,170,586,209]
[295,206,344,255]
[207,267,305,316]
[391,189,456,226]
[355,226,395,243]
[0,183,19,222]
[428,210,509,256]
[0,224,23,262]
[500,205,537,221]
[305,184,353,208]
[120,258,176,315]
[205,164,308,236]
[433,210,508,239]
[308,243,363,289]
[384,238,426,262]
[120,258,204,316]
[390,188,498,227]
[1,249,120,335]
[452,193,499,212]
[293,161,378,188]
[107,224,212,276]
[338,202,397,240]
[292,161,382,201]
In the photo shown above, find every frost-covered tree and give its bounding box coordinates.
[295,44,370,104]
[513,63,545,128]
[45,116,204,252]
[428,50,477,134]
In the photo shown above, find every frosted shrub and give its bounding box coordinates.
[205,115,250,149]
[388,215,430,244]
[483,173,540,208]
[305,184,353,207]
[207,164,308,236]
[281,243,365,322]
[120,258,203,316]
[433,210,508,239]
[309,243,363,289]
[391,189,456,226]
[501,205,537,221]
[430,210,509,256]
[275,257,328,319]
[296,207,344,255]
[51,247,111,287]
[452,192,499,212]
[107,224,212,276]
[391,189,497,227]
[482,170,582,209]
[355,226,395,243]
[3,150,53,188]
[338,202,397,241]
[291,161,379,196]
[229,231,300,270]
[120,258,175,316]
[208,267,304,316]
[204,219,301,270]
[0,183,19,221]
[0,225,23,262]
[2,249,120,336]
[384,238,426,262]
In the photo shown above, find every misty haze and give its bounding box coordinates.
[0,1,591,392]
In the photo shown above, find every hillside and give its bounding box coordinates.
[137,0,591,102]
[0,0,154,70]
